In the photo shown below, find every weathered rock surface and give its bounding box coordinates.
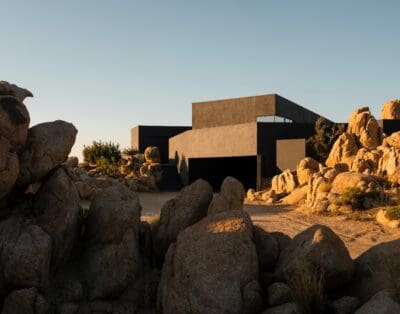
[0,96,30,150]
[2,287,48,314]
[33,167,80,270]
[296,157,320,186]
[17,120,77,186]
[208,176,245,214]
[144,146,161,164]
[347,107,383,149]
[275,225,353,290]
[157,210,262,314]
[329,296,360,314]
[0,216,51,294]
[378,146,400,183]
[281,185,307,205]
[381,99,400,120]
[0,136,19,200]
[326,133,358,170]
[253,226,279,272]
[351,148,382,174]
[267,282,293,306]
[355,290,400,314]
[330,172,380,194]
[262,302,301,314]
[153,179,213,265]
[271,169,298,194]
[350,238,400,301]
[82,184,142,299]
[0,81,33,102]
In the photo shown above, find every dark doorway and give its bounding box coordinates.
[188,156,257,191]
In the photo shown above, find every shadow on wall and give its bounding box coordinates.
[174,151,188,185]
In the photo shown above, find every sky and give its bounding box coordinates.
[1,1,400,158]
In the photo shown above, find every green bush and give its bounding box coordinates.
[122,147,139,156]
[306,118,346,163]
[385,206,400,221]
[83,140,121,165]
[334,187,379,209]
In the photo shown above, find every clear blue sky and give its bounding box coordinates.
[2,1,399,158]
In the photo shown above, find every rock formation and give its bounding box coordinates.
[381,99,400,120]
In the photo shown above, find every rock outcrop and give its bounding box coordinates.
[347,107,383,149]
[0,96,30,150]
[208,176,245,214]
[33,167,80,271]
[381,99,400,120]
[275,225,353,290]
[271,169,297,194]
[157,210,262,314]
[81,184,142,300]
[153,179,213,265]
[0,136,18,201]
[17,120,77,186]
[296,157,320,186]
[0,81,33,102]
[326,133,358,170]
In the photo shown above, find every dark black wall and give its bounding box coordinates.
[188,156,258,190]
[378,120,400,136]
[138,126,191,163]
[257,122,315,184]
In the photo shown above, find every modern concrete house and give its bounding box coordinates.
[132,94,328,190]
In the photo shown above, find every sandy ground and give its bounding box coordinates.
[138,192,400,259]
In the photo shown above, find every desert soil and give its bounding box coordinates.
[138,192,400,259]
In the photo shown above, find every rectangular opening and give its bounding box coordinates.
[188,156,257,191]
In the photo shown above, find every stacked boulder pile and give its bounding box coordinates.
[69,146,163,200]
[248,100,400,215]
[3,81,400,313]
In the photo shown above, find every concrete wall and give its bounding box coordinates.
[192,94,326,129]
[131,125,191,163]
[169,122,258,184]
[276,139,306,172]
[257,122,315,181]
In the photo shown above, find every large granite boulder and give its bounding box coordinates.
[306,172,332,213]
[33,167,80,271]
[17,120,77,187]
[350,238,400,301]
[208,176,245,215]
[383,131,400,148]
[82,184,142,299]
[271,169,298,194]
[2,288,48,314]
[330,172,380,194]
[381,99,400,120]
[296,157,320,186]
[253,226,279,272]
[0,216,51,294]
[0,81,33,102]
[0,136,19,200]
[378,146,400,184]
[153,179,213,265]
[275,225,353,290]
[326,133,358,170]
[144,146,161,164]
[157,210,262,314]
[350,148,382,174]
[0,96,30,150]
[347,107,383,149]
[355,290,400,314]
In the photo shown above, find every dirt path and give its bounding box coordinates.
[136,192,400,259]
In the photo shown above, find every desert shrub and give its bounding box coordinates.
[334,187,379,209]
[306,118,346,163]
[385,206,400,221]
[122,147,139,156]
[83,140,121,165]
[95,156,120,178]
[288,265,327,314]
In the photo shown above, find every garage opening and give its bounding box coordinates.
[188,156,258,191]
